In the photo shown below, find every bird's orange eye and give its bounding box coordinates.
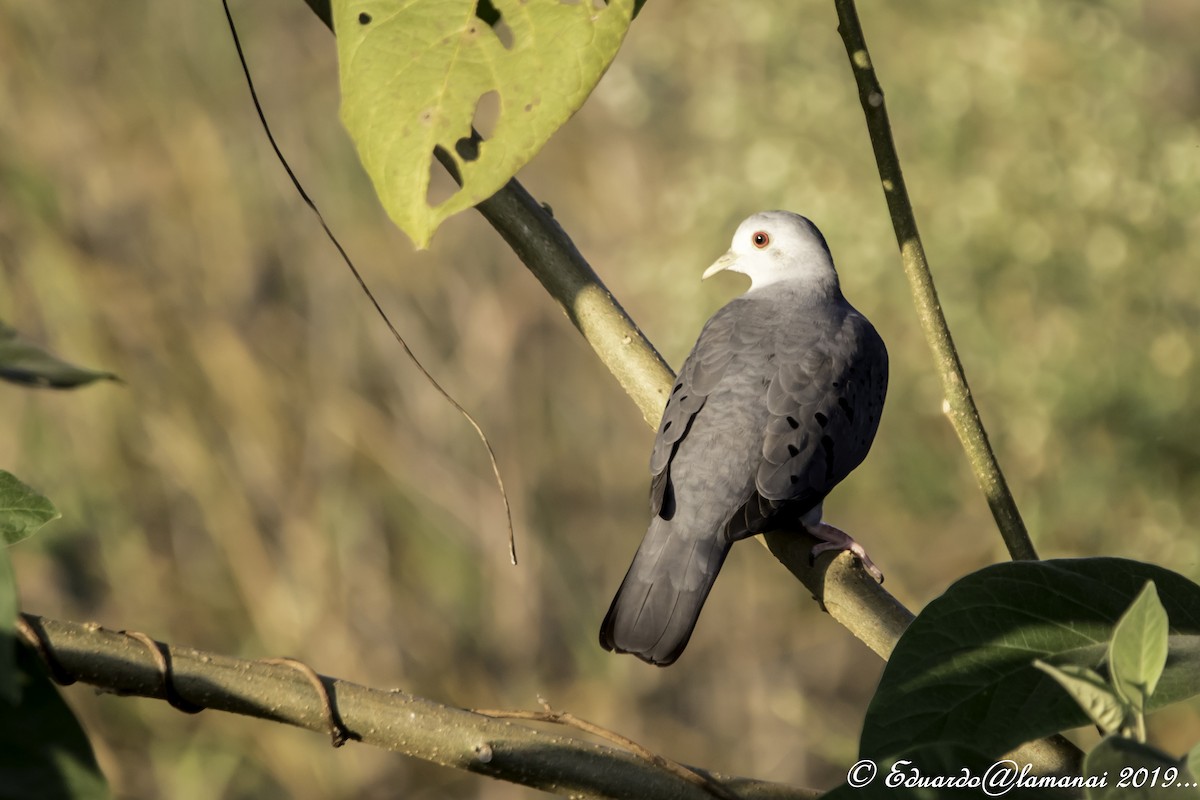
[752,231,770,248]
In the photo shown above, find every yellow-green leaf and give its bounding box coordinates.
[1109,581,1169,712]
[334,0,634,248]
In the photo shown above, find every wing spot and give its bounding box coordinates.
[790,474,800,485]
[662,420,672,432]
[814,412,829,428]
[672,382,684,395]
[838,397,855,423]
[787,444,800,457]
[660,472,676,519]
[786,416,800,429]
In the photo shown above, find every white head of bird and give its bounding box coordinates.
[702,211,841,296]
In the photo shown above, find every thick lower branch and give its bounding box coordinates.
[20,615,810,800]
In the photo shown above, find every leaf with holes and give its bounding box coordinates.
[334,0,635,248]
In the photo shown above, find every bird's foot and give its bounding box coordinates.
[806,522,884,583]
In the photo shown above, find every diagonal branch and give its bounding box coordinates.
[18,615,813,800]
[832,0,1037,562]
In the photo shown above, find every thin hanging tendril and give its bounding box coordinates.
[220,0,517,564]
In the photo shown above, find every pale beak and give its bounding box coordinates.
[702,251,737,280]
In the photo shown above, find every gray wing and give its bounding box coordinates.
[754,309,888,515]
[648,303,744,519]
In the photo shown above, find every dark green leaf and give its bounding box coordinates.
[861,559,1200,762]
[0,642,110,799]
[0,322,118,389]
[0,471,61,545]
[1109,581,1169,712]
[1084,736,1200,799]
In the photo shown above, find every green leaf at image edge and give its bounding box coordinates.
[0,472,58,706]
[0,322,118,389]
[0,643,110,799]
[0,470,61,545]
[0,548,17,705]
[859,558,1200,762]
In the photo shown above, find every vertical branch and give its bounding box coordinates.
[833,0,1038,562]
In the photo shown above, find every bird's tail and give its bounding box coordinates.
[599,518,731,666]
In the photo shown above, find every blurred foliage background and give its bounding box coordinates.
[2,0,1199,797]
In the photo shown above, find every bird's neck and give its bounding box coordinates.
[745,273,843,304]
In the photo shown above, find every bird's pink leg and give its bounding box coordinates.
[806,522,884,583]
